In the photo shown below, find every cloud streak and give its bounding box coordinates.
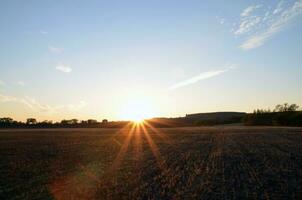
[55,64,72,73]
[235,16,262,35]
[242,0,302,50]
[273,1,284,15]
[241,5,262,17]
[169,66,235,90]
[0,94,62,114]
[0,93,86,114]
[235,0,302,50]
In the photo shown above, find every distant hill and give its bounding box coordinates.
[185,112,246,123]
[147,112,246,127]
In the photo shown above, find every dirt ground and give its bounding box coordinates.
[0,126,302,199]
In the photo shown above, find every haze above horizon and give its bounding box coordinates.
[0,0,302,121]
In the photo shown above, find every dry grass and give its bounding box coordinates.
[0,125,302,199]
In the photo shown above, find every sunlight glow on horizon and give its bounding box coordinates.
[118,96,157,122]
[0,0,302,121]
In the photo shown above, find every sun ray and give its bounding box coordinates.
[108,123,136,174]
[143,121,173,144]
[105,122,133,143]
[134,123,143,162]
[141,123,167,171]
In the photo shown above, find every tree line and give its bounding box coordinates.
[1,103,302,128]
[243,103,302,126]
[0,118,131,128]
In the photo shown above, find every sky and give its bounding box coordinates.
[0,0,302,122]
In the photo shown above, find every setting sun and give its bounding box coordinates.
[119,97,156,122]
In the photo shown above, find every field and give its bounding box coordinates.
[1,125,302,199]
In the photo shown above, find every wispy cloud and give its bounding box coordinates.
[235,0,302,50]
[220,18,225,25]
[216,16,227,26]
[169,65,235,90]
[233,4,263,35]
[22,97,63,113]
[0,94,17,102]
[0,94,61,114]
[67,101,87,111]
[49,46,64,54]
[16,81,25,86]
[241,5,262,17]
[235,16,262,35]
[55,64,72,73]
[0,93,87,114]
[273,1,284,15]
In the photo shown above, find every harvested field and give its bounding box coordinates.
[0,126,302,199]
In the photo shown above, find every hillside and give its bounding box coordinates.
[147,112,246,127]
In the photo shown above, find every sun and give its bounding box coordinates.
[132,116,144,123]
[119,97,156,122]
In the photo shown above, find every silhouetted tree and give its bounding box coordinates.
[26,118,37,125]
[61,119,69,124]
[70,119,78,124]
[88,119,97,124]
[60,119,79,125]
[0,117,14,124]
[254,109,271,114]
[274,103,299,112]
[244,103,302,126]
[39,120,53,125]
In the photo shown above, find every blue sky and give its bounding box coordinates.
[0,0,302,121]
